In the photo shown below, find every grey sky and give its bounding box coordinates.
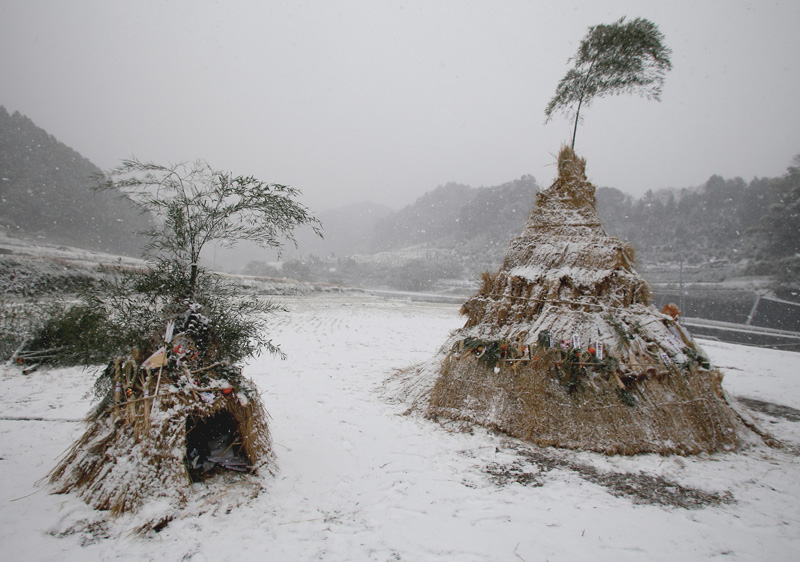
[2,0,798,212]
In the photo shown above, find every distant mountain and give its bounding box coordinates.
[371,175,539,264]
[0,106,146,255]
[213,201,394,273]
[370,181,477,251]
[294,201,395,257]
[283,171,784,278]
[455,175,540,256]
[240,162,799,300]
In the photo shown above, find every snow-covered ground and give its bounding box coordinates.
[0,229,145,268]
[1,293,799,561]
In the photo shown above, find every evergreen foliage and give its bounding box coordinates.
[545,17,672,149]
[16,159,320,367]
[14,259,288,367]
[594,173,781,266]
[763,156,800,293]
[19,303,115,366]
[764,156,800,259]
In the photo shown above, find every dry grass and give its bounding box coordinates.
[47,360,273,517]
[430,354,747,455]
[424,146,764,455]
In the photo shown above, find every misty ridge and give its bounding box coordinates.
[0,107,148,255]
[1,106,798,307]
[259,162,799,306]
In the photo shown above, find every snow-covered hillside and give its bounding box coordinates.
[1,294,799,561]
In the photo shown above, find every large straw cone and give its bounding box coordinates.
[424,146,763,455]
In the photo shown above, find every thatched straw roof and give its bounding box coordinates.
[407,146,767,455]
[47,324,274,520]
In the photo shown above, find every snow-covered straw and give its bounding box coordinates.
[397,146,773,455]
[46,325,274,529]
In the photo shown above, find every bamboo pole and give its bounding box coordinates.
[151,366,164,410]
[124,360,136,425]
[142,368,153,434]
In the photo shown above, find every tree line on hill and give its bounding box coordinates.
[263,159,799,298]
[596,162,799,294]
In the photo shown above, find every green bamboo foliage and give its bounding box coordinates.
[545,17,672,150]
[96,159,323,297]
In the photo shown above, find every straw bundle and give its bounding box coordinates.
[420,146,762,455]
[48,333,273,516]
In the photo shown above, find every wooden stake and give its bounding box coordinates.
[151,366,164,410]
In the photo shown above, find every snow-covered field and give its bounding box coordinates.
[1,293,799,561]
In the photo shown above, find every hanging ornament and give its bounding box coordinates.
[665,335,682,353]
[661,303,681,320]
[596,341,604,360]
[164,320,175,344]
[171,334,198,361]
[572,333,581,349]
[141,346,167,371]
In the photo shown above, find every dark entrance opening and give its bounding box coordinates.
[185,411,251,481]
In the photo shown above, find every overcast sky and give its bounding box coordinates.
[2,0,798,212]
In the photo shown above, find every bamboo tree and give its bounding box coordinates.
[97,159,322,297]
[545,17,672,150]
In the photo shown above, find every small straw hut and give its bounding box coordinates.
[418,146,765,455]
[47,308,274,517]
